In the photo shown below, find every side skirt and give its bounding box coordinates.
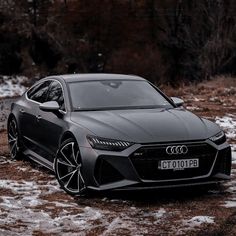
[23,149,54,172]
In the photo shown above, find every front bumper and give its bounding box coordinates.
[80,140,231,191]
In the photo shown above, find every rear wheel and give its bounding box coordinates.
[7,118,23,160]
[54,138,87,195]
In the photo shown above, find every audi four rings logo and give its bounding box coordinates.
[166,145,188,155]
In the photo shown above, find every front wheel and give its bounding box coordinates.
[54,138,87,195]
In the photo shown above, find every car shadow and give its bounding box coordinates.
[75,184,229,208]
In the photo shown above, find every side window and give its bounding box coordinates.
[46,81,65,111]
[27,81,52,103]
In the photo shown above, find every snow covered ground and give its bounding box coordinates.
[216,114,236,140]
[0,75,29,130]
[0,75,28,98]
[0,77,235,235]
[223,168,236,208]
[0,155,222,235]
[182,216,214,229]
[0,159,108,235]
[215,115,236,209]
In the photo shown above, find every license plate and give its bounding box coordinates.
[159,159,199,170]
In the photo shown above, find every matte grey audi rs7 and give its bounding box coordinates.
[8,74,232,195]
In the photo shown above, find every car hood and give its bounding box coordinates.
[70,108,220,143]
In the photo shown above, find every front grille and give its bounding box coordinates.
[130,143,217,181]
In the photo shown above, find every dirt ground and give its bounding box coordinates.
[0,76,236,235]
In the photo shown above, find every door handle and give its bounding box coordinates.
[20,109,25,114]
[36,115,42,121]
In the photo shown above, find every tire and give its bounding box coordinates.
[54,138,87,195]
[7,117,23,160]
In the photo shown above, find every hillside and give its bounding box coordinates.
[1,0,236,84]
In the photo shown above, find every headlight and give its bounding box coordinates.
[209,131,226,144]
[87,135,133,151]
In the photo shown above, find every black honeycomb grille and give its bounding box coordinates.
[130,143,217,181]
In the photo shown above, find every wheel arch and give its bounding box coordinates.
[59,131,77,145]
[59,125,91,148]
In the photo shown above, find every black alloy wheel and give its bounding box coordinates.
[54,138,86,195]
[8,118,22,159]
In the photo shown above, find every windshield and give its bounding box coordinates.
[68,80,173,111]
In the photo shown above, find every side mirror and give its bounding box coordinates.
[171,97,184,107]
[39,101,60,112]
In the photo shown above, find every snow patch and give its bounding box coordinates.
[0,156,13,164]
[209,97,220,102]
[0,75,28,98]
[223,178,236,208]
[16,166,28,172]
[224,200,236,208]
[215,114,236,140]
[182,216,215,228]
[154,208,166,220]
[102,216,139,236]
[0,178,108,235]
[186,106,201,111]
[231,144,236,164]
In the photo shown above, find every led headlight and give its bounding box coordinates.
[209,131,226,144]
[87,135,133,151]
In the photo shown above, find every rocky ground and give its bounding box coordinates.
[0,76,235,235]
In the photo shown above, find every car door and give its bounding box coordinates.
[18,80,52,151]
[36,80,67,162]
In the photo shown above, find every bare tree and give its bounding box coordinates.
[32,0,37,26]
[64,0,67,7]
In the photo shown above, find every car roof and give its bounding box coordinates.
[46,73,146,83]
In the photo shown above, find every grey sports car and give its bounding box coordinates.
[7,74,231,195]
